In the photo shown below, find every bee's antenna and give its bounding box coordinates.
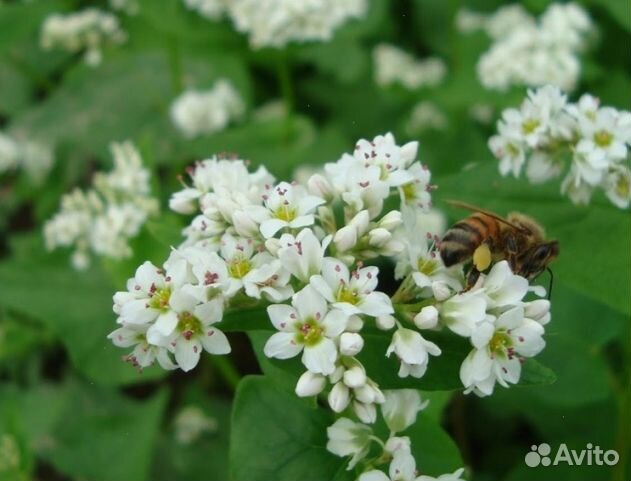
[546,268,554,300]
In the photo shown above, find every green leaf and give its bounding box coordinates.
[520,359,557,386]
[40,381,167,481]
[150,387,231,481]
[0,235,166,385]
[230,375,351,481]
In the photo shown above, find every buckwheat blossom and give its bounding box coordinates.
[173,406,218,445]
[264,285,348,375]
[107,133,555,477]
[170,80,245,138]
[0,131,54,183]
[182,0,226,20]
[489,85,631,209]
[459,3,592,91]
[247,181,326,238]
[310,258,394,317]
[326,418,373,470]
[40,8,126,66]
[460,304,546,396]
[373,44,447,90]
[225,0,367,49]
[405,101,449,135]
[44,141,158,269]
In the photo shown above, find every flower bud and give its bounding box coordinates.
[264,238,280,256]
[376,314,396,330]
[431,281,452,301]
[346,315,364,333]
[328,382,351,412]
[169,188,198,214]
[334,225,357,252]
[353,401,377,424]
[354,384,375,404]
[339,332,364,356]
[343,364,367,389]
[368,227,392,247]
[382,390,429,433]
[524,299,551,325]
[307,173,334,200]
[295,371,326,397]
[385,436,411,455]
[414,305,439,329]
[329,364,345,384]
[379,210,402,230]
[349,210,370,237]
[232,210,259,238]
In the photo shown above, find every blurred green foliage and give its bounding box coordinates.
[0,0,629,480]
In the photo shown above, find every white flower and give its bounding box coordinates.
[264,285,348,375]
[149,295,231,372]
[488,133,526,178]
[414,305,438,329]
[387,327,441,379]
[295,371,326,397]
[182,0,226,20]
[438,291,487,337]
[277,228,328,283]
[107,323,177,371]
[247,182,325,238]
[359,444,417,481]
[226,0,367,49]
[574,107,628,166]
[382,390,429,433]
[460,306,546,396]
[406,101,449,135]
[604,166,631,209]
[170,80,244,138]
[44,142,157,269]
[40,9,126,65]
[374,44,447,90]
[334,210,370,252]
[311,258,394,317]
[479,261,529,309]
[173,406,218,445]
[339,332,364,356]
[326,418,373,470]
[470,3,591,91]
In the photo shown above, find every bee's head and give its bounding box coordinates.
[522,241,559,280]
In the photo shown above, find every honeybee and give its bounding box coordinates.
[439,201,559,290]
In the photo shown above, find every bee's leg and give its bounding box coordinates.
[464,267,481,291]
[504,232,519,272]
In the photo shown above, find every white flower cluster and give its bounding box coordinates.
[40,8,127,66]
[327,391,466,480]
[373,44,447,90]
[44,142,158,270]
[0,132,54,183]
[489,85,631,209]
[227,0,367,48]
[181,0,226,20]
[108,133,553,480]
[405,102,448,136]
[170,79,245,139]
[458,3,592,91]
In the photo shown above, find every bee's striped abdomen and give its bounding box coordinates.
[439,214,497,267]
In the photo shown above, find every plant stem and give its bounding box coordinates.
[277,52,294,141]
[211,355,242,392]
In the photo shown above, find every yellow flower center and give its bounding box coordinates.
[274,204,297,222]
[594,130,613,147]
[148,286,171,312]
[401,182,416,201]
[337,286,360,305]
[417,257,439,276]
[521,118,540,135]
[177,311,203,339]
[228,256,252,279]
[295,318,323,346]
[489,330,513,358]
[615,174,630,198]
